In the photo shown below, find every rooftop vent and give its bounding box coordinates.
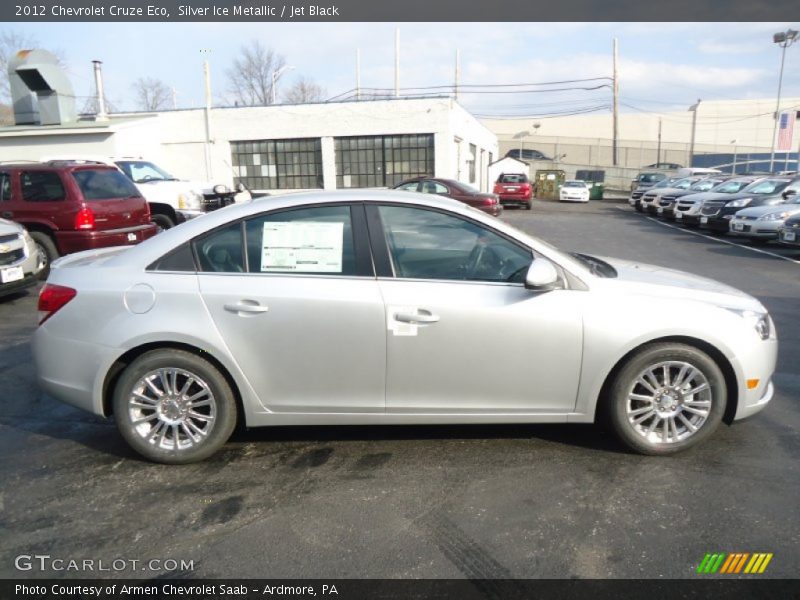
[8,49,76,126]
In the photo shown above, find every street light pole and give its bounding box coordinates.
[769,29,798,173]
[271,65,295,104]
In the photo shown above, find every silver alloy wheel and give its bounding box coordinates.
[625,360,712,444]
[127,367,217,451]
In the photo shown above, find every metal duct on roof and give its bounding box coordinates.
[8,49,77,126]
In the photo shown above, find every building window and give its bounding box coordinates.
[468,143,476,184]
[231,138,322,191]
[335,134,434,188]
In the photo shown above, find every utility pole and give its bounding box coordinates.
[612,38,619,166]
[394,28,400,98]
[689,99,701,167]
[356,48,361,100]
[454,49,461,102]
[201,49,213,180]
[657,117,662,165]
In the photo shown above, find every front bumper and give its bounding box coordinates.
[0,272,38,298]
[560,195,589,203]
[728,218,781,240]
[731,336,778,421]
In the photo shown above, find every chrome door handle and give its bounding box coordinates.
[224,301,269,314]
[394,310,440,324]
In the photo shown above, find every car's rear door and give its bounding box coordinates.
[196,202,386,413]
[367,203,583,414]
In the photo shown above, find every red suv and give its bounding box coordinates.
[493,173,532,210]
[0,162,157,275]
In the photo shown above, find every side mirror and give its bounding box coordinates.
[236,182,247,193]
[524,259,562,291]
[783,189,797,200]
[213,184,230,195]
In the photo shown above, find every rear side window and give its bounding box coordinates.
[498,174,528,184]
[149,244,196,272]
[71,169,141,200]
[195,222,245,273]
[0,173,10,201]
[21,171,65,202]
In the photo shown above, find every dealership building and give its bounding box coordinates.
[0,93,499,194]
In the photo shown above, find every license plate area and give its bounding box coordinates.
[127,233,137,242]
[1,265,24,283]
[700,216,708,224]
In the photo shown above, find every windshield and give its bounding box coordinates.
[116,161,177,183]
[673,178,697,189]
[712,179,752,193]
[453,181,480,194]
[563,181,587,188]
[742,179,790,194]
[689,179,722,192]
[638,173,664,184]
[653,178,678,189]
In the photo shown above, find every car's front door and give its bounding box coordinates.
[368,204,584,414]
[196,203,386,413]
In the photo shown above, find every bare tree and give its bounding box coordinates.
[282,76,327,104]
[0,30,47,104]
[225,41,286,106]
[132,77,171,111]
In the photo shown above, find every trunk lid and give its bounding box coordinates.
[69,167,151,231]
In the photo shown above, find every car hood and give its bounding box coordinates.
[734,203,800,218]
[0,218,23,235]
[676,191,730,204]
[644,186,684,196]
[597,256,763,312]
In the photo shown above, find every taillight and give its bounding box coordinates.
[38,284,77,325]
[481,196,498,206]
[74,207,95,230]
[493,183,503,193]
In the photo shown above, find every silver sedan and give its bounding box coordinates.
[33,191,777,463]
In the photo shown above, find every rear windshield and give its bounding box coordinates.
[638,173,665,184]
[72,169,142,200]
[498,174,528,183]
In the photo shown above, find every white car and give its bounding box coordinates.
[33,190,777,463]
[560,180,590,202]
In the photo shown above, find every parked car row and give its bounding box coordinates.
[629,172,800,246]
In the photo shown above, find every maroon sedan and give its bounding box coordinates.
[393,177,503,217]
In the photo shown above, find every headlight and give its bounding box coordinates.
[178,192,202,210]
[758,211,789,221]
[726,198,752,208]
[725,308,773,340]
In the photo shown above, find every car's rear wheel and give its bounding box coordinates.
[525,201,532,210]
[606,343,726,455]
[634,204,643,213]
[113,349,237,464]
[29,231,59,280]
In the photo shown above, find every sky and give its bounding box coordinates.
[4,22,800,118]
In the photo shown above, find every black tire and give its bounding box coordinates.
[605,343,727,455]
[748,238,769,246]
[525,201,532,210]
[29,231,59,280]
[634,204,643,213]
[113,349,238,464]
[152,213,176,231]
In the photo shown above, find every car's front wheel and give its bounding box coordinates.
[606,343,726,455]
[113,349,238,464]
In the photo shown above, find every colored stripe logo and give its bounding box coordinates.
[697,553,773,574]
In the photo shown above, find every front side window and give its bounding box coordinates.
[378,205,532,283]
[21,171,65,202]
[420,180,448,195]
[72,169,142,200]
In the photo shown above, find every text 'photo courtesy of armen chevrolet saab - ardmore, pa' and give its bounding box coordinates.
[0,7,799,599]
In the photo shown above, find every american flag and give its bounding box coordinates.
[777,110,796,151]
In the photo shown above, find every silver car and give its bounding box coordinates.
[0,218,42,298]
[32,191,778,463]
[729,188,800,242]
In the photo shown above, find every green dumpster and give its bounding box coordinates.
[589,183,604,200]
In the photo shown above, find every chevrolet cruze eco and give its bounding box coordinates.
[33,191,777,463]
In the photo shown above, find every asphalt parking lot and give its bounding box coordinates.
[1,199,798,580]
